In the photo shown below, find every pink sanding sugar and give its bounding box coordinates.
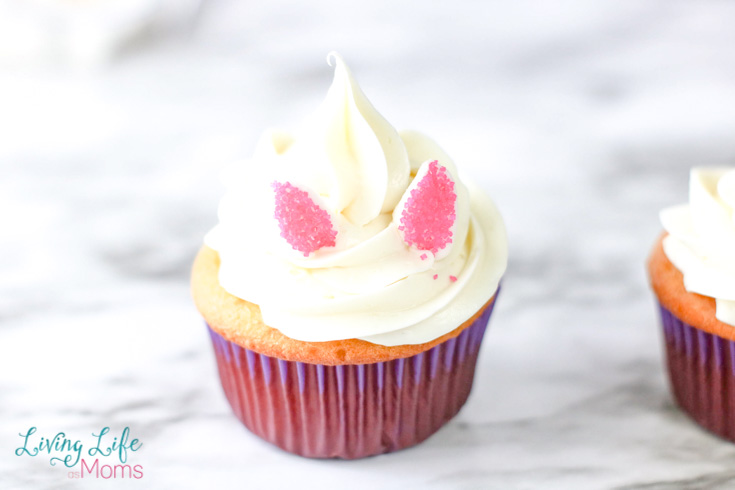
[272,181,337,256]
[398,160,457,253]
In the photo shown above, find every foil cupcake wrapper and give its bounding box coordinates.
[207,298,496,459]
[659,304,735,442]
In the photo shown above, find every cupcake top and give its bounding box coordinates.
[205,53,507,346]
[660,167,735,326]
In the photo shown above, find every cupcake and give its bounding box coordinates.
[192,53,508,458]
[648,167,735,441]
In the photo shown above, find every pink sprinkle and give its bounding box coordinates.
[449,275,457,282]
[398,160,456,253]
[272,181,337,256]
[433,274,438,280]
[420,253,428,260]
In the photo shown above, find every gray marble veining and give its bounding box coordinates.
[2,1,735,488]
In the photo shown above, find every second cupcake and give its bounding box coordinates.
[648,167,735,441]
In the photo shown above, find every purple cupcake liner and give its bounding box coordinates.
[658,303,735,442]
[207,297,497,459]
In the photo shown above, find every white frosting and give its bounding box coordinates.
[660,167,735,327]
[205,53,508,346]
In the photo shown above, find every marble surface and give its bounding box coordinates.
[3,1,735,488]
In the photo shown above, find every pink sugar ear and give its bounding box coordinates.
[272,181,337,256]
[397,160,457,254]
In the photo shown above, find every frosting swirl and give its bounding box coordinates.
[205,54,508,346]
[661,167,735,326]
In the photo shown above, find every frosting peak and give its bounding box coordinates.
[206,54,507,346]
[258,53,410,228]
[661,167,735,326]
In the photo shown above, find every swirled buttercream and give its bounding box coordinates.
[205,53,508,346]
[661,167,735,326]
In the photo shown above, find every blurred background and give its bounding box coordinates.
[2,1,735,488]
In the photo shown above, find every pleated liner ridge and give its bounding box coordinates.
[207,298,496,459]
[659,304,735,442]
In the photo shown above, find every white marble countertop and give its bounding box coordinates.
[3,1,735,488]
